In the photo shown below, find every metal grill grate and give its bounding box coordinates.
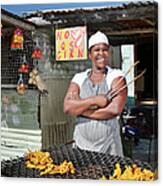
[1,144,153,179]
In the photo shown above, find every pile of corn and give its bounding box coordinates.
[100,163,155,181]
[25,150,75,176]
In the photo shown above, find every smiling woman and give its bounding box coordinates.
[64,31,127,156]
[89,44,109,70]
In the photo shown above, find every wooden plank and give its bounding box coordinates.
[1,84,17,88]
[1,127,41,135]
[41,121,75,149]
[1,138,42,146]
[1,151,26,158]
[105,28,157,36]
[140,18,155,26]
[1,145,41,153]
[1,132,41,142]
[40,77,76,148]
[1,143,42,160]
[1,13,35,31]
[40,78,72,124]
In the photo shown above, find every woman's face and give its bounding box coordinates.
[89,43,110,70]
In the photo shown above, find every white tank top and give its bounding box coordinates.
[71,66,124,156]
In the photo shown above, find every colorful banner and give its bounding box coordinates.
[55,26,87,61]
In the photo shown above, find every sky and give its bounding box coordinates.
[1,1,128,16]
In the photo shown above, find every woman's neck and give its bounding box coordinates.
[91,67,106,75]
[89,67,107,85]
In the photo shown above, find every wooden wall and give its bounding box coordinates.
[40,76,75,149]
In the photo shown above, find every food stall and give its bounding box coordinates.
[23,1,158,167]
[1,1,158,179]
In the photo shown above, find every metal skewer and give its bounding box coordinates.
[107,69,146,100]
[106,61,140,97]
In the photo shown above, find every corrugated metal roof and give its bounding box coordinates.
[1,8,36,30]
[23,1,158,45]
[24,1,157,18]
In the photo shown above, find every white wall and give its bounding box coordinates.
[121,45,135,98]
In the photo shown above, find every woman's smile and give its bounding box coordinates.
[96,57,105,62]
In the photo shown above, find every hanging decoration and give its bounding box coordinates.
[11,28,24,50]
[16,74,27,95]
[18,55,29,73]
[16,55,29,95]
[32,37,42,60]
[31,38,42,69]
[32,47,42,59]
[28,68,48,95]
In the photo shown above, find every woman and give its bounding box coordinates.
[64,31,127,156]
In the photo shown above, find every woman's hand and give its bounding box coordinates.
[93,95,109,108]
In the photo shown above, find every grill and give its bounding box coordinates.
[1,144,153,179]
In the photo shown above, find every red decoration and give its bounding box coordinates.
[18,55,29,73]
[32,47,42,59]
[11,28,24,50]
[18,64,29,73]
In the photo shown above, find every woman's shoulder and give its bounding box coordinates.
[105,66,124,89]
[106,66,124,77]
[71,69,91,87]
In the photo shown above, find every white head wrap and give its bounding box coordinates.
[88,31,109,49]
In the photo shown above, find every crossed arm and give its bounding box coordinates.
[63,77,127,120]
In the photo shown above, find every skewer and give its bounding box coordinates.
[106,61,140,97]
[107,69,146,100]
